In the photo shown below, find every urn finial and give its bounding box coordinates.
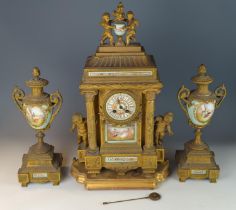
[32,67,40,79]
[198,64,207,74]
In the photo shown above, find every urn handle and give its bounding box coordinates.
[12,87,25,114]
[177,85,191,117]
[49,90,63,126]
[215,84,227,109]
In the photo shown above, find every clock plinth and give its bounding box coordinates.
[71,158,169,190]
[71,40,174,189]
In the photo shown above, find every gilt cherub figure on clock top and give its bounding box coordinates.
[100,2,139,46]
[100,12,115,46]
[71,2,174,190]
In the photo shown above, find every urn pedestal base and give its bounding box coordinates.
[18,145,63,187]
[71,158,169,190]
[175,141,219,183]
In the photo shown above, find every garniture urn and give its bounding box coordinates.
[176,64,226,182]
[12,67,63,186]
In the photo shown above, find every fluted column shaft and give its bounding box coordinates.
[144,91,156,150]
[84,91,98,151]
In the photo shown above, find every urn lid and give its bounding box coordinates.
[191,64,213,85]
[23,67,50,104]
[25,67,49,88]
[189,64,216,101]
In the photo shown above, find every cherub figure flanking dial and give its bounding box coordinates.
[71,113,88,146]
[100,12,115,46]
[126,11,139,45]
[155,112,174,145]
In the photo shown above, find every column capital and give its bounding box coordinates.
[144,90,156,101]
[83,90,98,102]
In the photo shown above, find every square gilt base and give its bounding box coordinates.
[18,150,63,187]
[175,147,219,183]
[71,159,169,190]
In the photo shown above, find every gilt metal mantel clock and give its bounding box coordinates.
[71,2,174,189]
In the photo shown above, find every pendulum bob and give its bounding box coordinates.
[12,67,63,186]
[18,131,63,187]
[176,64,226,183]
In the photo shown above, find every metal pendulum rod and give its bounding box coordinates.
[102,192,161,205]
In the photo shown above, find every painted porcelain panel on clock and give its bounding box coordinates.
[187,100,216,126]
[105,122,137,143]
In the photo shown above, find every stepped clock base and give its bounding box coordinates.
[71,158,169,190]
[18,148,63,187]
[175,148,219,183]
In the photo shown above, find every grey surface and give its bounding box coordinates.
[0,1,235,209]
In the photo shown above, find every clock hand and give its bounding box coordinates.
[116,99,124,109]
[118,104,130,114]
[115,99,131,114]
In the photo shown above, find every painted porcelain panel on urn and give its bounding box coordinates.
[24,104,52,130]
[187,100,216,127]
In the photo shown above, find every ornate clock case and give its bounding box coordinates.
[71,3,171,189]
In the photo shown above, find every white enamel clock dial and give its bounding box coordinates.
[105,93,136,121]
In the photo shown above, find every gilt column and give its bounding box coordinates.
[144,90,156,151]
[84,90,98,152]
